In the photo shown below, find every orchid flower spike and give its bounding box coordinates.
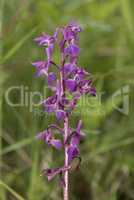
[32,21,96,200]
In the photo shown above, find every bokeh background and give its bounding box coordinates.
[0,0,134,199]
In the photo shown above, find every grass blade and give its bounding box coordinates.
[0,137,35,156]
[0,180,25,200]
[1,27,37,63]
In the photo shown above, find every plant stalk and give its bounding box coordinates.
[60,52,69,200]
[63,116,69,200]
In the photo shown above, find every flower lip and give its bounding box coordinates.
[50,139,63,150]
[65,79,77,92]
[56,110,66,120]
[64,44,80,57]
[67,145,80,161]
[62,63,77,75]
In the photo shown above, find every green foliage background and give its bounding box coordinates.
[0,0,134,199]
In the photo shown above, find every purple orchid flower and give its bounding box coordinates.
[34,33,55,47]
[67,120,84,161]
[34,33,56,63]
[62,21,81,42]
[32,61,50,76]
[32,22,96,200]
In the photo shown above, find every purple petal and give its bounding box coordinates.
[78,79,94,95]
[74,70,89,82]
[63,22,82,41]
[42,166,70,181]
[71,133,81,146]
[70,44,80,57]
[68,145,80,161]
[64,44,80,57]
[77,68,90,76]
[76,120,82,134]
[53,28,59,40]
[59,38,66,52]
[32,61,45,68]
[69,21,82,33]
[34,34,55,46]
[68,94,81,110]
[88,87,96,96]
[60,97,69,108]
[46,44,54,60]
[36,131,47,140]
[55,80,62,98]
[76,120,85,138]
[63,63,77,74]
[47,72,56,87]
[36,129,52,145]
[43,95,57,113]
[43,168,61,181]
[63,27,74,41]
[32,61,50,76]
[36,129,63,150]
[65,79,77,92]
[50,139,62,150]
[56,110,66,120]
[34,34,48,46]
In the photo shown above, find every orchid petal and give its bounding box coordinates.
[42,166,70,181]
[56,110,66,120]
[50,139,63,150]
[68,145,80,161]
[47,72,56,87]
[65,79,77,92]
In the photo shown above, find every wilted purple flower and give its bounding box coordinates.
[42,165,70,181]
[37,129,62,150]
[32,22,96,200]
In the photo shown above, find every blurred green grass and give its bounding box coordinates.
[0,0,134,200]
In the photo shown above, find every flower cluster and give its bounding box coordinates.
[32,22,96,186]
